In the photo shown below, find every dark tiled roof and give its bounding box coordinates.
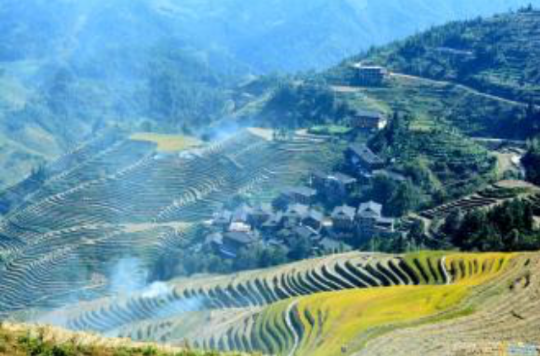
[224,232,257,245]
[332,205,356,219]
[358,201,383,217]
[311,170,328,179]
[347,144,384,165]
[330,172,357,185]
[205,233,223,245]
[294,226,318,239]
[286,204,310,218]
[353,109,384,119]
[284,186,317,198]
[213,210,232,223]
[306,210,324,222]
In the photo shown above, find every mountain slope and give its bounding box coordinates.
[363,7,540,105]
[1,0,540,190]
[320,9,540,139]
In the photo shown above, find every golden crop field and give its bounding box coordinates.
[130,133,202,152]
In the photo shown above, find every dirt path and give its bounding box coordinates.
[286,300,300,356]
[441,257,451,285]
[389,72,528,108]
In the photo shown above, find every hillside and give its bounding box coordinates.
[0,128,343,316]
[1,0,540,190]
[322,8,540,139]
[365,8,540,105]
[25,250,540,356]
[0,323,244,356]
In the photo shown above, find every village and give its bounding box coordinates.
[201,105,401,260]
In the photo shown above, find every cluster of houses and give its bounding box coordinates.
[205,196,396,259]
[204,143,400,259]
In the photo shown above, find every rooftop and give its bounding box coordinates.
[286,204,310,217]
[284,186,317,198]
[306,209,325,222]
[294,226,319,239]
[328,172,357,185]
[332,205,357,219]
[352,109,385,119]
[348,144,384,165]
[224,231,257,245]
[358,201,383,217]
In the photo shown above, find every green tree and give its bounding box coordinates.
[522,139,540,185]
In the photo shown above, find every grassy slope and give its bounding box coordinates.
[0,323,246,356]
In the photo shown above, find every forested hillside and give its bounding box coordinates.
[362,7,540,106]
[317,8,540,140]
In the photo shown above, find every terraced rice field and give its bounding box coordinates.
[130,133,202,152]
[1,128,538,355]
[31,250,540,356]
[0,128,343,317]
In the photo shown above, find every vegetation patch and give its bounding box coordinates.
[0,323,247,356]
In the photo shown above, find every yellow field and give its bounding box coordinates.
[294,285,468,356]
[130,132,202,152]
[290,252,517,356]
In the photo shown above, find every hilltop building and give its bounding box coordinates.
[351,62,387,86]
[348,109,388,131]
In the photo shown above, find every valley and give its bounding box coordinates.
[1,4,540,356]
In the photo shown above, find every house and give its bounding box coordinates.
[232,204,252,223]
[283,204,310,227]
[303,209,325,231]
[356,201,395,239]
[345,144,385,175]
[293,226,321,242]
[331,205,357,231]
[212,210,232,230]
[280,186,317,205]
[310,171,357,201]
[348,109,388,131]
[351,63,387,86]
[229,205,253,232]
[261,212,284,233]
[205,232,223,252]
[220,231,258,258]
[325,173,357,198]
[248,204,273,228]
[310,170,328,190]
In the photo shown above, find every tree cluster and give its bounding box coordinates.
[443,199,539,252]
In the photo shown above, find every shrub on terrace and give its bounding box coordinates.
[523,138,540,185]
[448,199,539,252]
